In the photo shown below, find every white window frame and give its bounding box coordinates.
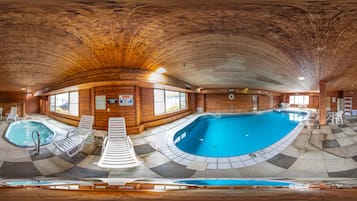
[49,91,79,116]
[154,89,187,116]
[289,95,309,105]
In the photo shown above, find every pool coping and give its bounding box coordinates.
[161,110,309,170]
[3,120,57,148]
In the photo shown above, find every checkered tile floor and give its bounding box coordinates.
[0,113,356,179]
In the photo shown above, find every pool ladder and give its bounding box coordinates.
[32,130,40,155]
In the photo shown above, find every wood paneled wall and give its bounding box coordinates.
[46,67,196,94]
[79,89,92,115]
[205,94,254,112]
[204,93,277,112]
[94,86,137,131]
[0,91,39,117]
[24,96,40,114]
[196,94,205,112]
[43,86,196,134]
[325,91,337,112]
[274,96,282,108]
[258,95,271,110]
[308,96,320,109]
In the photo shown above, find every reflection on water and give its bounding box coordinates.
[287,113,306,122]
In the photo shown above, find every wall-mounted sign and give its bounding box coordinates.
[107,98,117,104]
[119,95,133,106]
[332,97,336,103]
[95,95,106,110]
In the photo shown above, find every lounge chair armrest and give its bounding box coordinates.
[66,128,78,137]
[101,136,108,154]
[127,136,134,149]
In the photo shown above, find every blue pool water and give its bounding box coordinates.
[5,121,55,147]
[175,179,302,187]
[174,111,307,157]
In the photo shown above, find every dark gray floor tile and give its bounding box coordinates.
[58,152,88,164]
[348,119,357,123]
[267,154,297,169]
[328,168,357,178]
[331,128,343,133]
[50,166,108,178]
[150,161,196,178]
[134,144,156,155]
[0,162,41,178]
[352,155,357,162]
[322,140,340,148]
[338,124,348,128]
[90,146,102,156]
[29,147,55,161]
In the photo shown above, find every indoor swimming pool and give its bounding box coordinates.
[4,120,55,147]
[173,111,307,157]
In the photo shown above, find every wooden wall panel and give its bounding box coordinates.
[309,96,319,109]
[189,93,197,112]
[43,86,195,134]
[94,86,137,130]
[79,89,91,115]
[327,91,337,112]
[258,95,270,110]
[25,96,40,114]
[0,91,39,116]
[196,94,204,112]
[205,94,255,112]
[141,88,154,123]
[135,86,142,126]
[273,96,282,108]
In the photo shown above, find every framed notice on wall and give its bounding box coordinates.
[119,95,134,106]
[95,95,106,110]
[332,97,336,103]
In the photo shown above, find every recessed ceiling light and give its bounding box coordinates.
[298,77,305,80]
[21,88,26,91]
[155,67,167,74]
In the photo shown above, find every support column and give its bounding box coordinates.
[319,81,327,126]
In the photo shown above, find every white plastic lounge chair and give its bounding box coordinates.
[334,111,344,125]
[53,115,94,158]
[6,107,18,122]
[326,111,334,123]
[97,117,140,169]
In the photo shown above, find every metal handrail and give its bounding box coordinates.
[32,130,41,155]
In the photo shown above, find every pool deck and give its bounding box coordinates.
[0,113,356,180]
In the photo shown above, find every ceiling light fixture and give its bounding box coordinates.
[155,67,167,74]
[298,77,305,80]
[21,88,26,91]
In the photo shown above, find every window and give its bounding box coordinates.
[154,89,187,115]
[69,91,79,116]
[180,92,186,110]
[154,89,165,115]
[165,91,180,113]
[50,96,55,112]
[56,93,69,114]
[49,91,79,116]
[289,95,309,105]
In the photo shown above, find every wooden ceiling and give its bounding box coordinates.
[0,0,356,94]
